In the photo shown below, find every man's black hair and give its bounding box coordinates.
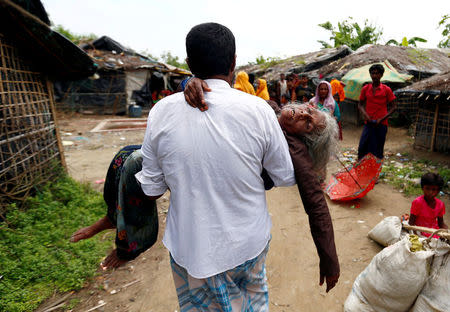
[186,23,235,79]
[421,172,444,190]
[369,64,385,75]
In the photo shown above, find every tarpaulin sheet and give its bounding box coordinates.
[126,70,150,104]
[342,60,413,101]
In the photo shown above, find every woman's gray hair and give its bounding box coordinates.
[303,109,339,170]
[279,103,339,171]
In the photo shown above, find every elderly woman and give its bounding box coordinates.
[273,102,338,171]
[70,145,158,269]
[184,79,340,292]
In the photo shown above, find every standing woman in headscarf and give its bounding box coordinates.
[255,78,270,100]
[309,81,340,122]
[309,80,341,185]
[233,71,256,95]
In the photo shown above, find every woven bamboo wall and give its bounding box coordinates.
[395,93,419,123]
[414,99,450,153]
[0,33,63,212]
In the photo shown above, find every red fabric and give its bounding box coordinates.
[410,195,445,237]
[360,83,395,126]
[326,153,383,201]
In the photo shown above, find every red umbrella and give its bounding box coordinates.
[326,153,383,201]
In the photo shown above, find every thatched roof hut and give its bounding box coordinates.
[238,45,450,85]
[318,45,450,80]
[395,72,450,153]
[0,0,96,210]
[56,36,191,115]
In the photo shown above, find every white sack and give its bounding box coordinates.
[343,288,374,312]
[368,216,402,247]
[349,235,434,312]
[411,240,450,312]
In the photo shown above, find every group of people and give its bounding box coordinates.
[70,22,447,311]
[234,70,270,100]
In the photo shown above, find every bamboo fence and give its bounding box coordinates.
[414,97,449,153]
[0,33,65,214]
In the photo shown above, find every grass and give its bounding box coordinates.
[0,175,112,312]
[381,159,450,196]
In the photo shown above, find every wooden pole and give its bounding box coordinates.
[46,79,67,170]
[402,224,450,240]
[429,101,439,152]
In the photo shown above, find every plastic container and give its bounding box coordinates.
[128,104,142,118]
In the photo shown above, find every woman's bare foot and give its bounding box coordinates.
[100,249,128,270]
[70,216,115,242]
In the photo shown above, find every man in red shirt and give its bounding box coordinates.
[357,64,397,160]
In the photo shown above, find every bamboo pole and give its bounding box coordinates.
[402,224,450,240]
[429,101,439,152]
[46,79,67,170]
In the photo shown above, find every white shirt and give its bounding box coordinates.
[136,79,295,278]
[279,80,287,96]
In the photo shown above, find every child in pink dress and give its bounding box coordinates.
[409,173,448,237]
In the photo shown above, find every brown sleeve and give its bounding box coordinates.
[285,132,340,277]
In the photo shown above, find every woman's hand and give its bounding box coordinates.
[184,78,211,111]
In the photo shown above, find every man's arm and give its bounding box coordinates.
[358,99,370,122]
[377,100,397,124]
[135,111,169,198]
[284,132,340,292]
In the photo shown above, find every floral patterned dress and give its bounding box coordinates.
[103,145,159,260]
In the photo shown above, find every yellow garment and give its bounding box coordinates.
[234,71,255,95]
[409,235,424,252]
[330,79,345,102]
[255,79,270,100]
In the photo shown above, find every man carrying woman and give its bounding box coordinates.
[184,76,341,298]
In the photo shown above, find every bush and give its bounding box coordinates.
[0,176,112,312]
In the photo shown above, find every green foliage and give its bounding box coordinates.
[140,49,159,61]
[0,176,112,312]
[380,158,449,196]
[294,58,306,65]
[318,17,383,50]
[52,25,97,45]
[437,14,450,48]
[248,55,282,69]
[160,51,189,70]
[386,37,427,47]
[407,48,432,67]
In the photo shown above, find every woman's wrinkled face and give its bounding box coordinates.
[318,83,329,99]
[279,104,325,135]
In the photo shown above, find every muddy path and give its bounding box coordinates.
[38,114,449,312]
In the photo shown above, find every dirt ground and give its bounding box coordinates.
[39,113,450,312]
